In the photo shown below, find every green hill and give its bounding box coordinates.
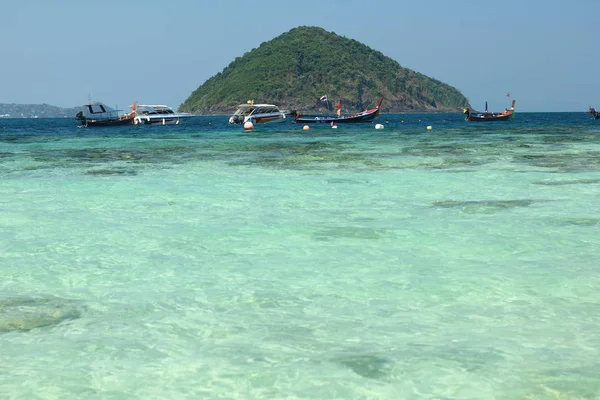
[180,26,470,114]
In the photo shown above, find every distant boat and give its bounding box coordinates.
[75,102,135,127]
[464,100,516,122]
[132,104,195,125]
[589,106,600,120]
[228,102,287,124]
[295,98,383,124]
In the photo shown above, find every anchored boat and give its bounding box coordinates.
[75,102,135,127]
[132,104,195,125]
[228,103,287,124]
[295,98,383,124]
[464,100,516,122]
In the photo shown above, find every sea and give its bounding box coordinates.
[1,112,599,399]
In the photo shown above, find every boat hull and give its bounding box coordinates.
[229,113,286,124]
[78,116,134,127]
[465,111,514,122]
[134,115,194,125]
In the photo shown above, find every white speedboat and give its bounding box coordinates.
[132,104,194,125]
[228,103,286,124]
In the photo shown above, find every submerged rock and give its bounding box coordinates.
[332,354,395,380]
[0,295,81,332]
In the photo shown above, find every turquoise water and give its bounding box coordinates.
[1,113,599,399]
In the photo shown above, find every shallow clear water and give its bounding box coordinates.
[1,113,599,399]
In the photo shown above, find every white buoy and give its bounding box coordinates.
[426,125,432,130]
[375,124,384,129]
[303,125,310,131]
[243,121,254,131]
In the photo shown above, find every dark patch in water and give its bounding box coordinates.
[327,178,369,184]
[0,295,81,332]
[30,146,195,166]
[85,168,138,176]
[332,354,395,380]
[430,158,487,169]
[313,226,384,241]
[432,200,534,213]
[552,217,600,227]
[515,152,600,172]
[533,178,600,186]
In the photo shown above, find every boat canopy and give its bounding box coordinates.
[232,104,280,116]
[78,102,123,119]
[134,105,175,115]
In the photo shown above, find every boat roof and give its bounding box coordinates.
[80,102,123,114]
[135,104,172,109]
[235,104,278,108]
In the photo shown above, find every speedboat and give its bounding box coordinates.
[132,104,195,125]
[228,103,287,124]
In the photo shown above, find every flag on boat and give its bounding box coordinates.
[319,95,328,102]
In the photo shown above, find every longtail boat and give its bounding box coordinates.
[295,98,383,124]
[464,100,516,122]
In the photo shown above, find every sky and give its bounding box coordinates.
[1,0,598,112]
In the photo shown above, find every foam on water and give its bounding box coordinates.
[1,114,599,398]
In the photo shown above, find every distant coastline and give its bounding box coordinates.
[0,103,79,119]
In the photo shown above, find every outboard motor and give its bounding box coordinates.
[230,115,244,124]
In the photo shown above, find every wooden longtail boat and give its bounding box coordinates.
[295,98,383,124]
[464,100,516,122]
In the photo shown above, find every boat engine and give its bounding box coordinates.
[230,115,245,124]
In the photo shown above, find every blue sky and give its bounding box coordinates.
[1,0,598,112]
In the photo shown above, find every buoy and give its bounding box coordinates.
[375,124,384,129]
[243,121,254,131]
[303,125,310,131]
[426,125,432,130]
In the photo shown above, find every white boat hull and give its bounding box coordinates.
[229,113,286,125]
[134,114,194,125]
